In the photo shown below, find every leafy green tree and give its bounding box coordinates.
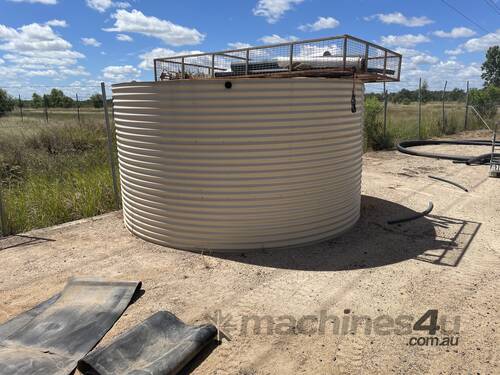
[0,88,15,116]
[32,93,43,108]
[46,89,74,108]
[481,46,500,87]
[420,80,431,103]
[448,88,466,102]
[469,85,500,119]
[43,94,50,108]
[363,96,393,150]
[90,93,103,108]
[390,88,417,104]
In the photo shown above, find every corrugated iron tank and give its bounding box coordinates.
[112,78,363,251]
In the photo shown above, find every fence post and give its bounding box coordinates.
[44,95,49,123]
[18,94,23,123]
[153,59,158,82]
[383,82,388,139]
[0,186,6,237]
[211,54,215,78]
[342,35,347,70]
[418,77,422,139]
[464,81,470,130]
[101,82,121,209]
[245,49,250,76]
[441,80,447,134]
[76,93,80,124]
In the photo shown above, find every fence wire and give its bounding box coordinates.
[0,79,497,236]
[0,83,119,237]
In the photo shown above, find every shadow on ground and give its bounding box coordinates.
[209,195,479,271]
[0,234,55,251]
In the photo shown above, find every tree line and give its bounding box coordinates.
[365,82,499,119]
[30,89,105,109]
[366,83,469,104]
[0,88,106,115]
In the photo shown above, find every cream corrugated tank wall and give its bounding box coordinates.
[112,78,364,251]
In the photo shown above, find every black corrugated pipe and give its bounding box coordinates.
[397,139,500,165]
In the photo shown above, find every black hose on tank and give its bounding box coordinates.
[351,69,357,113]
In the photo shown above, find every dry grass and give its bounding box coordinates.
[0,111,117,235]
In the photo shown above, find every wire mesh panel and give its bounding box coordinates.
[154,35,402,83]
[291,38,347,70]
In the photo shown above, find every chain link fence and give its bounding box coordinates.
[364,79,498,150]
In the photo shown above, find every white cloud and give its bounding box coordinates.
[364,12,433,27]
[116,33,133,42]
[395,58,483,90]
[3,52,84,67]
[0,23,74,52]
[8,0,57,4]
[138,48,174,70]
[410,53,439,65]
[86,0,129,13]
[138,48,175,70]
[433,27,476,38]
[104,9,205,46]
[138,47,204,70]
[462,29,500,52]
[380,34,430,48]
[253,0,304,24]
[298,16,340,32]
[228,42,252,49]
[59,65,89,77]
[394,48,438,71]
[445,48,463,55]
[86,0,111,12]
[81,37,101,47]
[102,64,140,82]
[45,19,68,28]
[259,34,298,44]
[0,22,87,83]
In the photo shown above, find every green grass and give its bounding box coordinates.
[3,164,115,233]
[0,111,118,235]
[0,101,496,235]
[383,101,490,142]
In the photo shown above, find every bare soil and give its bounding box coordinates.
[0,131,498,374]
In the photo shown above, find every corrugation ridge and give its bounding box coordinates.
[114,78,363,251]
[119,170,361,202]
[123,208,359,249]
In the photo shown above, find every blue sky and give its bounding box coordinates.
[0,0,499,97]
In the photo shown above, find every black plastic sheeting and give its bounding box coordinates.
[0,293,61,341]
[78,311,218,375]
[0,277,142,375]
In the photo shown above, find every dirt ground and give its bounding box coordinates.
[1,131,499,374]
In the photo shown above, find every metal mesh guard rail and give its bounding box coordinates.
[154,35,402,83]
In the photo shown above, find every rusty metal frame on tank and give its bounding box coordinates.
[153,34,402,83]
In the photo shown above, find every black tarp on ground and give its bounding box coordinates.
[0,277,142,375]
[0,293,61,341]
[78,311,217,375]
